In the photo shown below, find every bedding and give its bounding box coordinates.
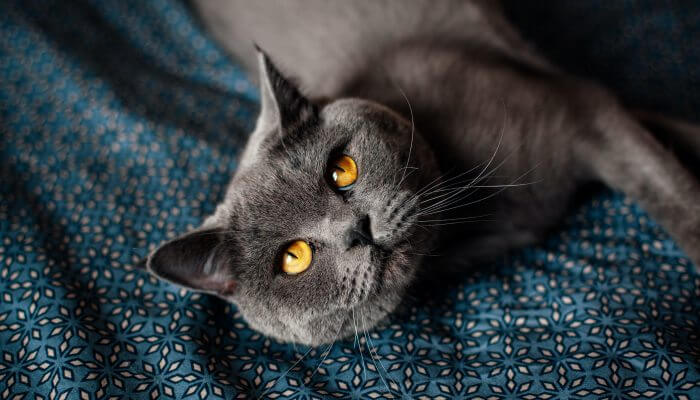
[1,0,698,398]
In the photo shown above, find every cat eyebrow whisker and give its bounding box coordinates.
[395,83,415,190]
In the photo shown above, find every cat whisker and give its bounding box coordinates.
[429,181,540,192]
[423,170,531,202]
[392,169,452,215]
[417,175,535,213]
[308,341,334,382]
[409,162,485,204]
[421,164,540,216]
[417,219,496,228]
[351,309,367,381]
[423,179,541,206]
[410,166,456,197]
[394,163,485,220]
[417,142,529,216]
[258,345,314,400]
[361,310,394,397]
[401,221,431,235]
[393,167,419,192]
[416,117,507,215]
[405,250,442,257]
[417,147,518,214]
[418,213,494,223]
[395,84,415,190]
[384,160,493,229]
[308,341,333,380]
[309,322,343,381]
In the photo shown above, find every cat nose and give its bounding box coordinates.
[344,215,374,249]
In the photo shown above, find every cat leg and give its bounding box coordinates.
[634,111,700,158]
[634,111,700,176]
[578,105,700,270]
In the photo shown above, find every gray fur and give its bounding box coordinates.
[147,0,700,345]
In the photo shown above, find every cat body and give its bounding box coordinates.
[147,0,700,345]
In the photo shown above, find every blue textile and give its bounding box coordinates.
[1,1,699,399]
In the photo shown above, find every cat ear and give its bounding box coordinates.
[255,45,317,130]
[147,228,237,297]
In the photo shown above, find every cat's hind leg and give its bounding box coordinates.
[635,111,700,156]
[577,101,700,271]
[634,111,700,176]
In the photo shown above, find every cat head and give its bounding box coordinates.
[147,50,441,345]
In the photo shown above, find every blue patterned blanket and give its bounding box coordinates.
[1,0,698,398]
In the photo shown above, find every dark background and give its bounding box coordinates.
[504,0,699,122]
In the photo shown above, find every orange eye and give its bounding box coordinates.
[328,155,358,190]
[281,240,313,275]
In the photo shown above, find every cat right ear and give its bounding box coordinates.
[237,47,318,169]
[146,228,237,297]
[255,45,317,131]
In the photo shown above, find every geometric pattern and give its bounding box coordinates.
[1,0,698,398]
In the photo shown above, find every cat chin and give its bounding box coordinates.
[247,283,408,346]
[302,294,404,346]
[313,250,421,345]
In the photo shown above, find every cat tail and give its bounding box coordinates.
[633,110,700,168]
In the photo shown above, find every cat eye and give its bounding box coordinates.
[328,155,358,191]
[281,240,313,275]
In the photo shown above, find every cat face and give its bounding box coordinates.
[147,51,440,345]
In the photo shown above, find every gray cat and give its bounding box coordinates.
[146,0,700,346]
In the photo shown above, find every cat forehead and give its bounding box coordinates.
[229,166,329,228]
[322,98,406,133]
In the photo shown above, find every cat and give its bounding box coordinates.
[146,0,700,346]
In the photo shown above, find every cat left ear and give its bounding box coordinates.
[256,45,317,130]
[147,228,237,297]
